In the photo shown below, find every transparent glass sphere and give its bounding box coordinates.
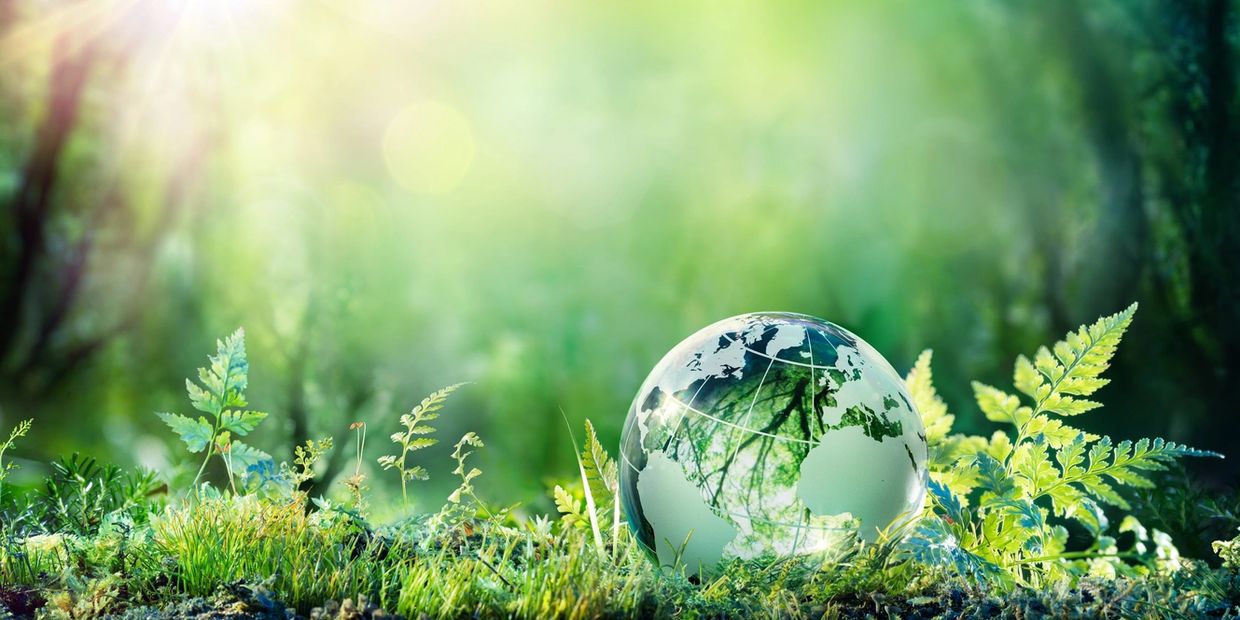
[620,313,928,574]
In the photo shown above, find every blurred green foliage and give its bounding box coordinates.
[0,0,1237,503]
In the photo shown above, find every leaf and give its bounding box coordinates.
[1012,442,1057,496]
[927,479,966,526]
[553,484,586,528]
[1029,304,1136,417]
[156,413,213,453]
[1024,415,1097,449]
[972,382,1025,425]
[403,465,429,481]
[1013,355,1043,400]
[380,383,466,497]
[406,438,437,450]
[899,517,1005,586]
[906,350,955,445]
[225,440,272,470]
[580,420,617,506]
[1054,433,1087,480]
[185,380,216,415]
[219,410,268,436]
[971,452,1017,500]
[408,383,468,425]
[183,328,249,417]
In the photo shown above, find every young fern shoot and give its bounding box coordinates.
[378,383,466,508]
[0,419,32,505]
[156,329,271,493]
[447,432,486,511]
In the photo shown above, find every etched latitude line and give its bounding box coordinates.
[620,452,849,532]
[661,393,819,445]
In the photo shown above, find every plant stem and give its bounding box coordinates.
[192,448,213,492]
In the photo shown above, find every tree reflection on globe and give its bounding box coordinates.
[620,313,928,575]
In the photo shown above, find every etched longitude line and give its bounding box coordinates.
[741,356,775,430]
[665,376,713,483]
[710,354,775,507]
[788,326,814,558]
[807,326,816,436]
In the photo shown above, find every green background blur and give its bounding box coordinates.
[1,0,1238,509]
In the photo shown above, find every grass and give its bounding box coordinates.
[3,448,1240,620]
[2,318,1240,618]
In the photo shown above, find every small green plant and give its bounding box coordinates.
[554,420,621,559]
[377,383,465,508]
[0,418,32,505]
[901,303,1222,587]
[446,432,485,508]
[41,453,163,536]
[291,437,333,488]
[156,329,271,492]
[344,422,369,513]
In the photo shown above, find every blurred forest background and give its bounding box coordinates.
[0,0,1237,509]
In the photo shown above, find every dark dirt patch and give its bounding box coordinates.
[0,585,45,617]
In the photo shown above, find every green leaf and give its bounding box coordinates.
[971,452,1017,500]
[156,412,213,453]
[553,484,587,528]
[1054,434,1087,479]
[182,327,250,417]
[906,350,955,445]
[1024,415,1097,448]
[972,382,1026,425]
[581,419,617,506]
[185,379,216,415]
[1012,442,1057,496]
[224,440,271,470]
[408,383,467,425]
[1030,304,1136,417]
[1013,355,1042,400]
[1078,476,1129,510]
[219,410,268,436]
[406,437,437,450]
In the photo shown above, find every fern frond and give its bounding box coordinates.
[447,432,484,504]
[409,382,468,421]
[906,350,954,445]
[553,484,587,528]
[379,383,467,507]
[913,303,1223,588]
[580,420,617,505]
[1022,303,1136,418]
[972,382,1030,427]
[159,328,270,492]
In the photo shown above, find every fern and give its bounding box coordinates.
[902,304,1222,587]
[156,329,271,492]
[378,383,466,508]
[0,418,32,506]
[446,432,485,506]
[553,484,589,529]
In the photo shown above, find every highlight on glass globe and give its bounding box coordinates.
[620,312,929,574]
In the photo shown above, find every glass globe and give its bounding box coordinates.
[619,312,928,575]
